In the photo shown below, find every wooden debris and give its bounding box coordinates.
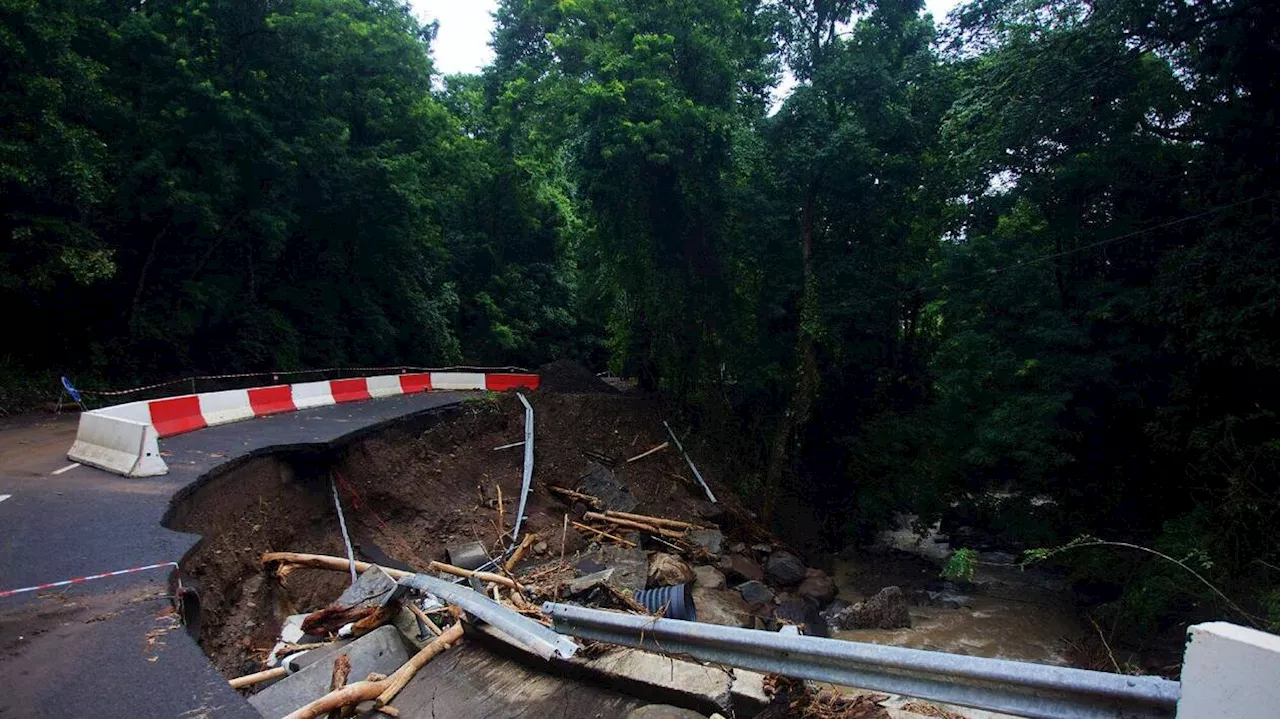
[405,602,443,636]
[376,706,400,717]
[374,622,465,708]
[625,441,669,463]
[302,605,380,637]
[268,640,337,656]
[427,561,522,591]
[263,552,412,581]
[583,511,686,539]
[229,666,287,689]
[571,521,637,548]
[492,441,525,451]
[327,654,351,719]
[603,510,703,531]
[560,513,569,567]
[496,484,505,545]
[503,533,538,573]
[349,603,398,637]
[581,449,616,467]
[547,485,602,508]
[282,623,465,719]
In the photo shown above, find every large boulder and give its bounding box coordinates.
[579,462,637,512]
[719,554,764,583]
[795,568,839,607]
[773,599,827,636]
[829,586,911,630]
[693,565,726,589]
[688,529,725,555]
[648,553,695,587]
[692,587,755,628]
[765,551,808,586]
[735,580,775,605]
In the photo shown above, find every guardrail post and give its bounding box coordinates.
[1177,622,1280,718]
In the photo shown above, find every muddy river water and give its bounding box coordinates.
[827,521,1086,668]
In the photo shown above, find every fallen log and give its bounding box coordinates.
[583,511,685,539]
[571,521,637,548]
[282,623,464,719]
[602,510,703,531]
[229,666,287,689]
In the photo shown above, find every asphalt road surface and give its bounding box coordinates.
[0,392,465,718]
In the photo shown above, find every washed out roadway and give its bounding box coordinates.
[0,392,464,718]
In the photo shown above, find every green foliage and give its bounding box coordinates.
[942,548,978,582]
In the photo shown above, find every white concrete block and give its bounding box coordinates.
[365,374,404,398]
[68,412,168,477]
[95,399,153,424]
[197,388,253,426]
[429,372,486,390]
[291,381,334,410]
[1178,622,1280,718]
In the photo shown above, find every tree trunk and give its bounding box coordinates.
[763,194,820,523]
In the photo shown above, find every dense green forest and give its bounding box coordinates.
[4,0,1277,650]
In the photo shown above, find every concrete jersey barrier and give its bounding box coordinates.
[68,371,539,477]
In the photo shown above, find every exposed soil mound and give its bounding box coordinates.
[537,359,620,394]
[172,390,742,675]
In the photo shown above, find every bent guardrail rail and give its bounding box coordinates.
[543,602,1182,719]
[69,370,539,477]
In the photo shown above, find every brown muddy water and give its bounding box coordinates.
[828,548,1085,668]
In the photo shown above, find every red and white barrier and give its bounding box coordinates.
[69,371,539,477]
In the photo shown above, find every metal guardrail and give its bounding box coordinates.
[542,603,1180,719]
[398,574,578,661]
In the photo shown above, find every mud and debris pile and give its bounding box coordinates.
[173,363,920,718]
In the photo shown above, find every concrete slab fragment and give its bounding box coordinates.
[249,625,409,718]
[335,565,396,609]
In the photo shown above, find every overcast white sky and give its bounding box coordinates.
[410,0,963,78]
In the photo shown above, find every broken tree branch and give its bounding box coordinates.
[571,521,637,548]
[282,623,465,719]
[583,511,685,538]
[405,602,443,637]
[263,552,412,581]
[427,560,522,591]
[626,441,669,463]
[547,485,603,508]
[327,654,351,719]
[504,533,538,573]
[602,510,703,531]
[496,484,505,546]
[230,666,287,689]
[374,622,465,708]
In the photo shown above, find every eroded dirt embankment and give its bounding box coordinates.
[168,391,741,676]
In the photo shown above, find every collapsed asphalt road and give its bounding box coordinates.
[0,392,464,718]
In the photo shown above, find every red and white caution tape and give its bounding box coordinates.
[80,364,532,397]
[0,561,178,599]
